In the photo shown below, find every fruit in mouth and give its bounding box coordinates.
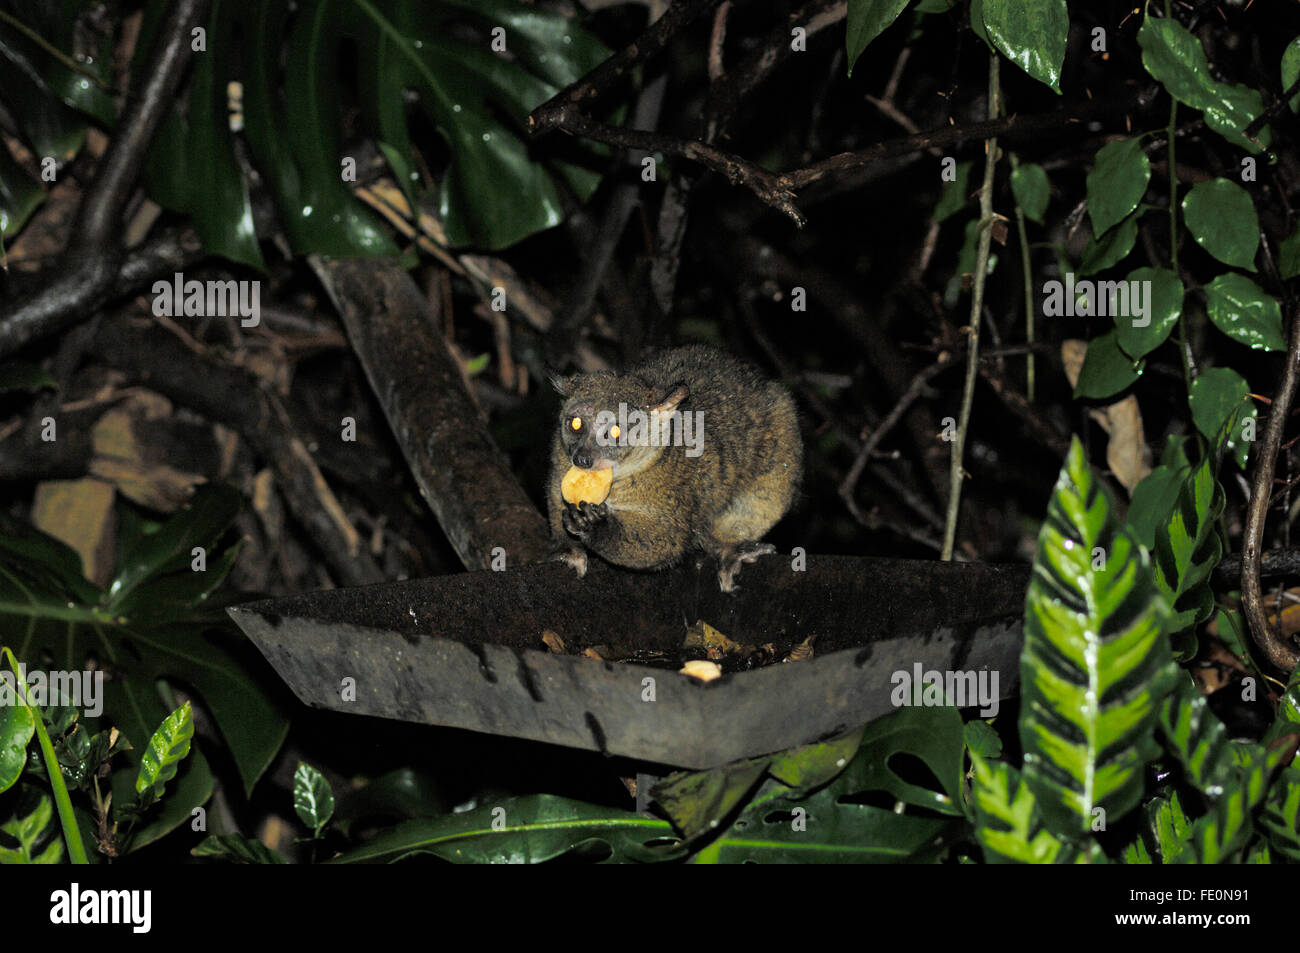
[561,466,613,505]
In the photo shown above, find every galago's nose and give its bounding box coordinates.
[573,450,593,469]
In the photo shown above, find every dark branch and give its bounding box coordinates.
[528,0,722,130]
[1242,300,1300,673]
[0,0,211,359]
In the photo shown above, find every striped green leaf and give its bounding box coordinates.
[1021,438,1178,838]
[971,753,1089,863]
[1160,677,1288,862]
[1150,459,1223,644]
[135,702,194,806]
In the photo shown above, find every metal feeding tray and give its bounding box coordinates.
[227,555,1030,769]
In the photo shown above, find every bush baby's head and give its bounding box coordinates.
[552,370,689,478]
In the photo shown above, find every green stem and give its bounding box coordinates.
[942,53,1000,561]
[2,647,89,864]
[0,10,111,91]
[1008,152,1036,402]
[1164,2,1192,396]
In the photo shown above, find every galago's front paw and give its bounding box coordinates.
[562,501,607,539]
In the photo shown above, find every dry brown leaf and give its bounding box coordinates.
[1059,340,1151,494]
[785,635,817,663]
[32,478,116,586]
[89,390,206,511]
[683,620,746,655]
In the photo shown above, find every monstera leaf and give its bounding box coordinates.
[0,486,287,849]
[0,0,114,236]
[132,0,613,261]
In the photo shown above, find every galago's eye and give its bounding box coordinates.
[569,416,583,432]
[609,424,621,440]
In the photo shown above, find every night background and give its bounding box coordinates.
[1,0,1299,875]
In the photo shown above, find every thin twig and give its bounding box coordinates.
[528,0,721,126]
[534,105,807,226]
[707,1,730,82]
[942,53,1000,561]
[839,354,953,503]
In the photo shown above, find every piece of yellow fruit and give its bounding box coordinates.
[561,466,613,505]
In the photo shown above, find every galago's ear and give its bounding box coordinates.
[550,373,575,397]
[652,382,688,415]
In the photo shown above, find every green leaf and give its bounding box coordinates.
[1279,223,1300,281]
[1123,833,1152,863]
[334,767,446,836]
[0,787,63,864]
[343,0,614,250]
[1203,273,1284,351]
[1074,331,1144,400]
[0,701,35,793]
[1158,672,1291,860]
[0,145,46,239]
[1011,161,1049,224]
[1210,605,1250,664]
[970,754,1086,863]
[192,833,288,864]
[1137,16,1270,152]
[1284,36,1300,112]
[1260,764,1300,861]
[1151,459,1224,638]
[768,727,865,790]
[855,706,965,816]
[1159,434,1192,470]
[135,701,194,804]
[328,794,680,863]
[1020,438,1178,838]
[1079,211,1138,276]
[293,762,335,835]
[1145,790,1193,862]
[1125,465,1183,550]
[1268,663,1300,745]
[1087,138,1151,236]
[1177,757,1281,864]
[1188,367,1256,469]
[1113,266,1182,360]
[1201,84,1270,154]
[106,485,243,621]
[846,0,913,76]
[968,0,992,51]
[978,0,1068,92]
[139,0,264,268]
[964,720,1004,759]
[1182,179,1259,270]
[1159,676,1237,797]
[652,759,768,842]
[943,217,998,307]
[692,738,960,863]
[934,160,972,222]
